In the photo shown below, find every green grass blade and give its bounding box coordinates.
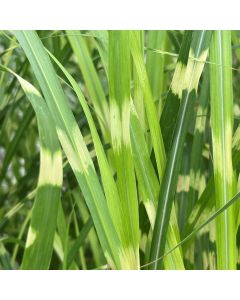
[109,31,139,269]
[66,30,110,139]
[66,217,92,268]
[160,31,192,153]
[133,31,146,132]
[19,80,62,270]
[74,190,104,266]
[175,137,192,232]
[130,30,166,182]
[183,176,215,237]
[1,69,63,269]
[149,30,212,269]
[0,63,63,269]
[90,30,109,74]
[47,48,128,265]
[130,30,184,269]
[187,67,210,217]
[210,30,236,269]
[130,107,159,226]
[146,30,167,115]
[14,30,122,269]
[183,124,240,237]
[130,106,184,269]
[184,124,240,237]
[143,191,240,269]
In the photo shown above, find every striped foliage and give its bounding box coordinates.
[160,31,193,153]
[2,30,240,270]
[149,31,212,269]
[18,79,62,269]
[66,30,110,139]
[130,30,184,269]
[210,30,236,269]
[14,31,123,269]
[0,64,63,269]
[109,31,139,268]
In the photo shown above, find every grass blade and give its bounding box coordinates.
[146,30,167,116]
[130,30,166,181]
[47,48,131,268]
[210,30,236,269]
[14,30,122,269]
[66,30,110,139]
[160,31,193,153]
[18,79,62,270]
[143,191,240,269]
[149,31,212,269]
[187,67,210,217]
[0,65,63,269]
[109,31,139,268]
[130,31,184,269]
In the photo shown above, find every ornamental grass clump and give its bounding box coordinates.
[0,30,240,270]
